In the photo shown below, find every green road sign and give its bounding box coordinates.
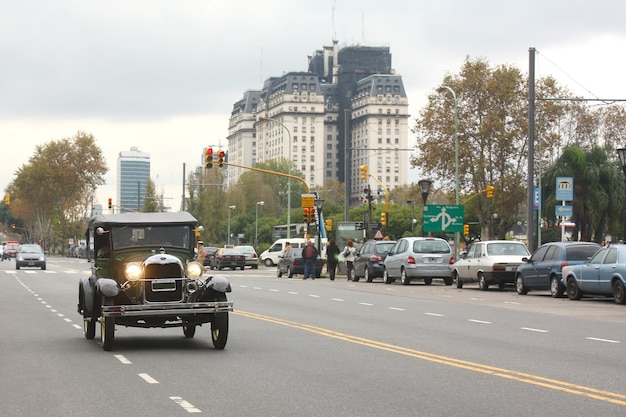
[423,204,464,233]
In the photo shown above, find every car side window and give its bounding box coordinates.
[398,240,407,253]
[532,246,549,262]
[474,244,483,257]
[589,248,607,264]
[604,248,618,264]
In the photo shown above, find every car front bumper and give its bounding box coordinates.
[101,301,234,317]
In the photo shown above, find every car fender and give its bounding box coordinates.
[96,278,119,298]
[207,275,231,293]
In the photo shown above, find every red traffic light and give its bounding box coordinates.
[206,148,213,155]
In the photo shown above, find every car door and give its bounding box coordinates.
[525,245,550,288]
[456,244,476,280]
[466,243,484,281]
[385,239,405,278]
[354,242,371,277]
[578,248,606,292]
[596,247,618,294]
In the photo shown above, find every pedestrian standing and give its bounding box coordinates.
[342,239,357,281]
[196,241,205,267]
[325,239,340,281]
[302,240,318,280]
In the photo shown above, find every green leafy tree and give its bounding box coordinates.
[142,177,162,212]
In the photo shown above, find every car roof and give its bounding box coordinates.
[89,211,197,228]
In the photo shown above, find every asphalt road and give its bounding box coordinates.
[1,258,625,416]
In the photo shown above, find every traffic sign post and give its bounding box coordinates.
[423,205,464,233]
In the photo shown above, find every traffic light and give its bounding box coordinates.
[360,165,368,180]
[381,212,387,227]
[486,185,494,198]
[205,147,213,169]
[217,150,226,167]
[463,224,470,236]
[108,198,112,209]
[303,207,311,223]
[325,219,333,232]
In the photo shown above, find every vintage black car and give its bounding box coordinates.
[77,212,233,351]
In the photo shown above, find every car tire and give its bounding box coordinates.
[443,276,453,286]
[351,268,358,282]
[100,297,115,352]
[264,259,274,267]
[383,268,392,284]
[516,275,528,295]
[566,277,583,300]
[550,276,564,298]
[454,271,464,288]
[478,273,489,291]
[424,278,433,285]
[287,266,294,278]
[253,264,258,269]
[277,267,283,278]
[83,318,96,340]
[211,294,229,350]
[183,324,196,338]
[400,268,410,285]
[365,268,373,283]
[240,266,245,270]
[15,263,20,270]
[613,280,626,305]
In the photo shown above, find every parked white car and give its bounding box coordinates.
[450,240,530,290]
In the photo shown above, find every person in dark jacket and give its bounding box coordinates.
[302,240,319,280]
[325,239,340,281]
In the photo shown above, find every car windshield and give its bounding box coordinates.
[19,245,42,254]
[111,225,191,250]
[487,242,529,256]
[412,240,450,254]
[235,246,255,254]
[221,249,241,256]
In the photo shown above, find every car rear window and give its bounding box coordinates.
[566,245,600,261]
[413,240,450,254]
[376,243,395,254]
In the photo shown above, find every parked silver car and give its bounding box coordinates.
[235,245,259,269]
[383,237,454,285]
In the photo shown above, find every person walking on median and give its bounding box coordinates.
[302,240,319,280]
[325,239,340,281]
[342,239,357,281]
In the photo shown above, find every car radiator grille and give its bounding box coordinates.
[144,264,184,303]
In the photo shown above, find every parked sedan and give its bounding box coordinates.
[451,240,530,290]
[383,237,454,285]
[16,244,46,270]
[210,247,245,270]
[561,243,626,304]
[276,248,324,278]
[515,241,601,297]
[351,240,396,282]
[235,245,259,269]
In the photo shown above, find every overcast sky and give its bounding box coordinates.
[2,0,625,211]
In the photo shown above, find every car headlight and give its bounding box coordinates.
[124,262,143,281]
[186,261,203,278]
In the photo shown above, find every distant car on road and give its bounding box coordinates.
[561,243,626,304]
[277,247,324,278]
[515,241,601,297]
[16,244,46,270]
[383,237,454,285]
[202,246,218,267]
[451,240,530,290]
[351,239,396,282]
[235,245,259,269]
[210,248,246,270]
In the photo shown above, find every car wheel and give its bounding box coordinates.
[41,263,46,270]
[15,263,20,270]
[287,266,294,278]
[365,268,373,283]
[240,266,245,270]
[516,275,528,295]
[550,276,564,298]
[454,271,464,288]
[183,324,196,338]
[264,259,274,267]
[443,275,453,286]
[424,278,433,285]
[80,289,96,340]
[100,297,115,352]
[277,267,283,278]
[478,273,489,291]
[613,280,626,305]
[401,268,410,285]
[566,277,583,300]
[211,294,229,350]
[383,268,392,284]
[253,264,258,269]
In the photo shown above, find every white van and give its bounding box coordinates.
[259,238,307,267]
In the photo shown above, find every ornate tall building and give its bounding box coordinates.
[227,41,409,205]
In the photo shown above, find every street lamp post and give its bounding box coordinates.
[407,200,415,235]
[227,205,236,245]
[314,197,325,251]
[255,201,264,246]
[617,149,626,241]
[418,179,432,236]
[439,86,460,260]
[258,116,292,238]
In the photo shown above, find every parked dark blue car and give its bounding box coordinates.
[515,241,601,297]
